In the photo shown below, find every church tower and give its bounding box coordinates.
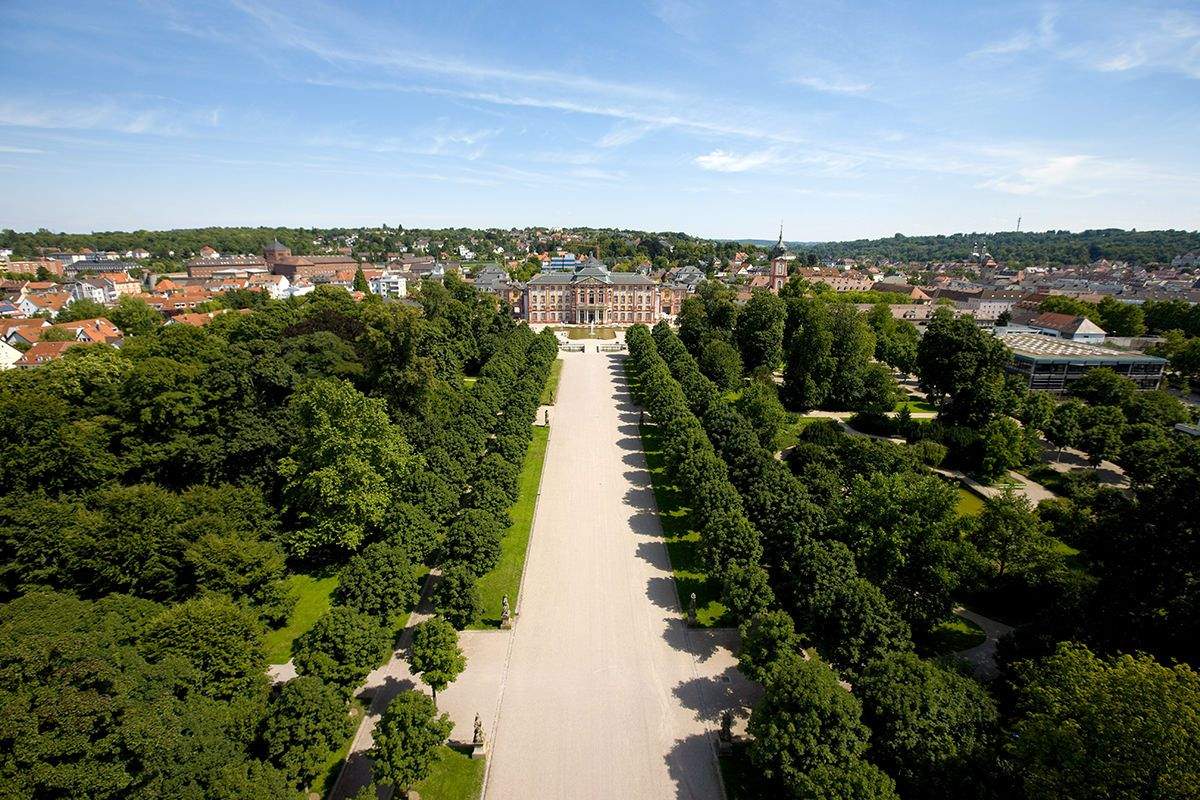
[769,223,793,293]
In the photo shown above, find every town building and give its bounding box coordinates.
[998,332,1165,393]
[525,259,659,325]
[15,340,80,367]
[186,255,268,278]
[1025,312,1108,344]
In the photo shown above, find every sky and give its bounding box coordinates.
[1,0,1199,241]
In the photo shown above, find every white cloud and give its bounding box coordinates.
[0,145,44,154]
[597,122,662,148]
[694,149,780,172]
[791,75,872,95]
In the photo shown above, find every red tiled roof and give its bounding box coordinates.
[16,340,79,366]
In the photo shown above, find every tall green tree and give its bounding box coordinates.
[749,653,898,800]
[263,676,352,789]
[858,653,998,799]
[1010,643,1200,800]
[278,378,415,559]
[734,289,786,373]
[408,618,465,705]
[916,308,1009,425]
[368,691,453,794]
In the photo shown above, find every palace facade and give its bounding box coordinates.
[524,259,660,324]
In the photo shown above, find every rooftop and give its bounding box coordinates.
[998,332,1165,363]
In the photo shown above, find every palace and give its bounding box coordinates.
[524,258,660,325]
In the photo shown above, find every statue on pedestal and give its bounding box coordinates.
[718,709,735,754]
[500,594,512,629]
[470,712,488,759]
[687,592,698,626]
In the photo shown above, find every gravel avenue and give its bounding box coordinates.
[483,348,726,800]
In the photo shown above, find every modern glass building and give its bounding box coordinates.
[997,332,1166,393]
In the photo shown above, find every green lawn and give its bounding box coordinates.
[473,425,550,628]
[315,699,365,798]
[638,416,730,627]
[412,746,485,800]
[925,613,987,655]
[954,487,985,518]
[539,358,563,405]
[774,415,824,452]
[549,325,616,340]
[264,572,339,664]
[894,398,937,413]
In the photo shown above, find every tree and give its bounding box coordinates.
[973,490,1052,578]
[977,416,1025,482]
[263,676,352,789]
[353,266,370,293]
[1045,398,1085,458]
[1097,296,1146,337]
[432,563,483,629]
[1010,642,1200,800]
[826,303,878,409]
[440,509,504,575]
[837,472,961,637]
[737,610,800,683]
[408,618,465,705]
[749,653,895,799]
[140,594,266,701]
[791,540,912,676]
[735,379,787,450]
[783,297,834,409]
[278,378,415,559]
[916,308,1009,425]
[734,289,786,372]
[720,563,775,620]
[54,298,108,323]
[697,334,743,390]
[1078,405,1125,468]
[857,653,998,799]
[867,303,919,374]
[108,295,161,336]
[368,691,453,793]
[292,606,391,693]
[335,540,420,621]
[1067,367,1136,407]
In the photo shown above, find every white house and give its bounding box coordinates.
[370,272,408,299]
[0,340,22,369]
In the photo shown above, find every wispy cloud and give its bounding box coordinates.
[972,7,1058,57]
[0,97,218,137]
[597,122,662,148]
[0,144,44,154]
[791,75,872,95]
[971,5,1200,80]
[694,149,781,172]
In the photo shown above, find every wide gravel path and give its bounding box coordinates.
[483,349,725,800]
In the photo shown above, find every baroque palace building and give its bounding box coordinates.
[524,258,660,324]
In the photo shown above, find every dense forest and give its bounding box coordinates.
[743,228,1200,266]
[0,277,557,798]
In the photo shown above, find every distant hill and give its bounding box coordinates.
[737,229,1200,267]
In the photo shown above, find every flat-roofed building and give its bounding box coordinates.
[997,332,1165,393]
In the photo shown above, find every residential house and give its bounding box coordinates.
[15,340,80,367]
[51,317,123,344]
[0,340,20,370]
[1027,312,1108,344]
[16,292,72,319]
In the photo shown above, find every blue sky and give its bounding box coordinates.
[1,0,1198,240]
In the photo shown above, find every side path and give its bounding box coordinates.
[481,350,758,800]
